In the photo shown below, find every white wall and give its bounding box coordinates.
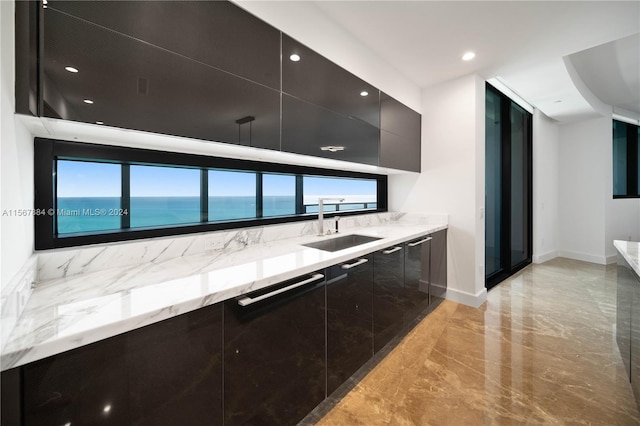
[389,74,487,307]
[558,116,610,264]
[234,0,421,112]
[558,115,640,264]
[532,109,560,263]
[1,0,34,286]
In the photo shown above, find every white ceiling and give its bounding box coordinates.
[312,1,640,123]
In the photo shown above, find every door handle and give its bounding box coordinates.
[237,273,324,306]
[382,246,402,255]
[408,237,432,247]
[341,258,369,270]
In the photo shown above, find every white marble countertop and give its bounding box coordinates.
[1,222,446,371]
[615,240,640,277]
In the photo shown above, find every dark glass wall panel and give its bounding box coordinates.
[47,1,280,89]
[282,34,379,127]
[485,84,532,289]
[510,104,529,267]
[613,120,628,196]
[42,9,280,150]
[282,95,379,166]
[485,89,502,277]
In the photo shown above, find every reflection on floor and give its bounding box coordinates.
[317,258,640,425]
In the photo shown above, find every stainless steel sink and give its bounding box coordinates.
[302,234,382,252]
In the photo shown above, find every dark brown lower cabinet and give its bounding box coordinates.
[373,245,405,353]
[326,254,374,395]
[17,303,223,426]
[403,235,431,326]
[429,229,448,304]
[223,273,326,426]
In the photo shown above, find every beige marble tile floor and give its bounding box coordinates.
[317,258,639,425]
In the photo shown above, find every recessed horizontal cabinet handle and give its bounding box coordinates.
[341,258,369,270]
[382,246,402,255]
[408,237,432,247]
[237,273,325,306]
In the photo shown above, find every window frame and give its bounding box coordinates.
[613,119,640,199]
[35,137,387,250]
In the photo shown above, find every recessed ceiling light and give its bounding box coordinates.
[83,99,94,104]
[462,51,476,61]
[360,91,369,97]
[96,121,104,125]
[554,100,562,103]
[289,54,301,62]
[65,66,79,73]
[320,146,345,152]
[103,405,111,414]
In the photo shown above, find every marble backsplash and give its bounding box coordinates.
[36,211,444,282]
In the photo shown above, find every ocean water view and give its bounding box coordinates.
[57,196,298,234]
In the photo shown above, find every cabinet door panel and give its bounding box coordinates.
[380,129,421,172]
[429,230,447,304]
[126,304,223,426]
[224,276,326,426]
[282,95,379,165]
[282,35,379,127]
[22,304,223,426]
[327,255,374,395]
[404,237,430,327]
[23,334,131,425]
[43,8,280,150]
[379,93,421,172]
[374,246,405,353]
[48,1,280,89]
[380,92,421,140]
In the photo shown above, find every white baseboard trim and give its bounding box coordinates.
[605,254,618,265]
[446,286,487,308]
[557,250,607,265]
[532,250,558,264]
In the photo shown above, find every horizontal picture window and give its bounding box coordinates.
[35,138,387,249]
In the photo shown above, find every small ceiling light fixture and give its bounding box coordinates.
[554,100,562,103]
[289,54,301,62]
[462,51,476,61]
[320,146,345,152]
[96,121,104,125]
[43,0,48,7]
[103,405,111,414]
[360,91,369,97]
[65,66,79,73]
[83,99,94,104]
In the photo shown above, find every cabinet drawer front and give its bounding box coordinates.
[224,281,325,426]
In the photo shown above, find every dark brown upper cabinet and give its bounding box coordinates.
[46,1,281,89]
[42,8,280,150]
[282,34,380,128]
[281,94,379,166]
[379,93,421,172]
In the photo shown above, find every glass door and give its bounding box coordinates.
[485,84,532,289]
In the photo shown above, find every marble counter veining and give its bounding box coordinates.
[615,240,640,277]
[1,222,446,371]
